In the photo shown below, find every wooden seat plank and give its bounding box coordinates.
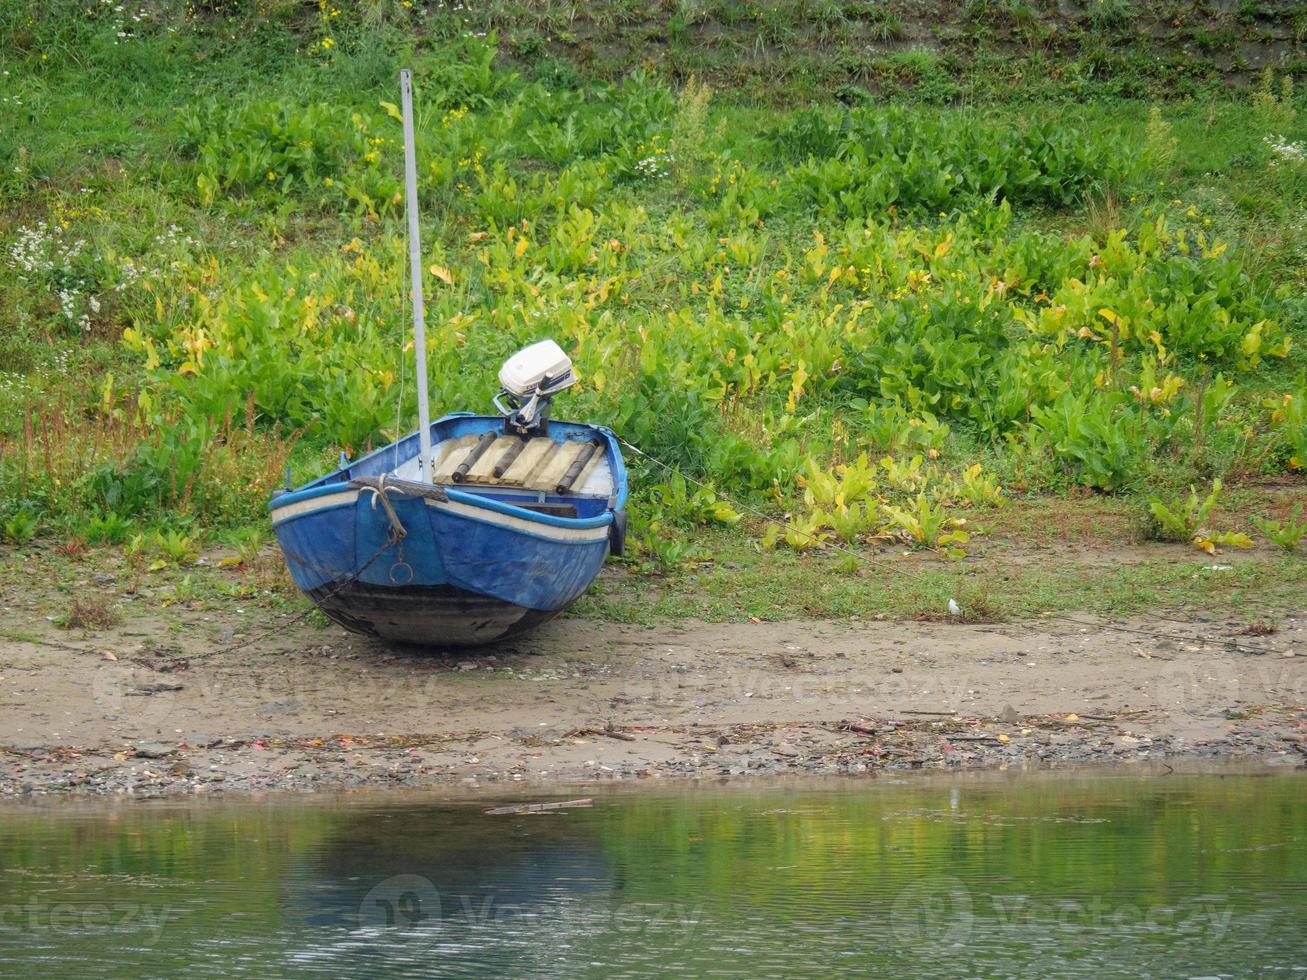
[497,437,555,487]
[431,435,480,484]
[427,434,611,494]
[530,440,586,490]
[568,450,605,494]
[465,436,521,484]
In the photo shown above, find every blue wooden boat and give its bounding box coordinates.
[270,412,628,646]
[268,71,628,646]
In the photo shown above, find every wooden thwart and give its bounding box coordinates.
[463,436,518,483]
[431,434,601,492]
[533,440,587,490]
[499,437,554,485]
[451,432,498,483]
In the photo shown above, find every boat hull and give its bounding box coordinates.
[307,580,563,646]
[269,415,627,648]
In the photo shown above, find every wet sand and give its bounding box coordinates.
[1,610,1304,796]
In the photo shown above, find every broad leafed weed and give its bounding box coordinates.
[1145,479,1255,555]
[1256,505,1307,552]
[0,13,1303,577]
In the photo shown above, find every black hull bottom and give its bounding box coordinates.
[307,581,562,647]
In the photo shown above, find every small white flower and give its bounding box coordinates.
[1265,135,1305,163]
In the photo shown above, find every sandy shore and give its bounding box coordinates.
[1,609,1304,796]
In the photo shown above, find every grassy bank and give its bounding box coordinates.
[0,1,1304,627]
[448,0,1307,102]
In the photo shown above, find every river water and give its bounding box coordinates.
[0,769,1304,977]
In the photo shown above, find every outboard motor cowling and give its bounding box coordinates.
[493,340,577,435]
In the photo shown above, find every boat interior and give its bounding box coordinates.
[390,432,615,519]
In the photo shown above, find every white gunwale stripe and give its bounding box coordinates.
[270,489,610,543]
[270,490,359,523]
[427,498,609,543]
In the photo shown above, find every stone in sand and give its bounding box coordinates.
[134,741,175,759]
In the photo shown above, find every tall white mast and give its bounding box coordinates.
[400,68,433,482]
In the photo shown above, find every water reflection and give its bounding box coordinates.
[0,770,1304,977]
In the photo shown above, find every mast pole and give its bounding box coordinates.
[400,68,433,482]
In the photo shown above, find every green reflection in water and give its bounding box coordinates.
[0,770,1304,977]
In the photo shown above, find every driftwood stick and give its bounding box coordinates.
[569,726,637,742]
[484,798,593,816]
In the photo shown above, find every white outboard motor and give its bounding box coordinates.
[493,339,577,435]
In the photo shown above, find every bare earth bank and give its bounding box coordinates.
[1,610,1304,797]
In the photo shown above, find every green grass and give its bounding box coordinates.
[573,525,1307,624]
[0,1,1304,623]
[2,527,1300,644]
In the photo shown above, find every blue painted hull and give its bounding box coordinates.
[269,414,628,646]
